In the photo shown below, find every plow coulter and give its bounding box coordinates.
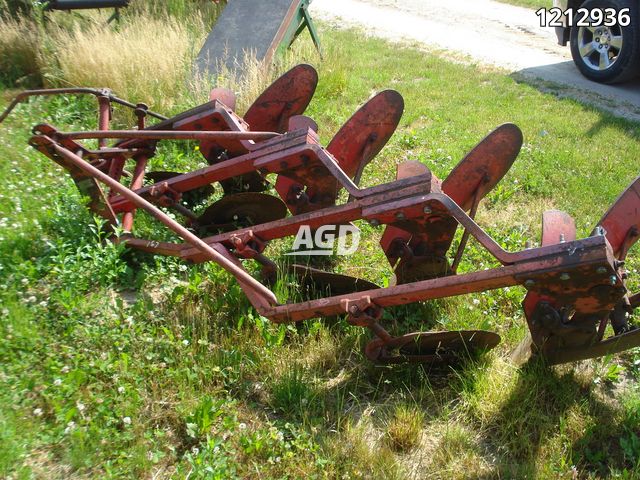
[2,63,639,367]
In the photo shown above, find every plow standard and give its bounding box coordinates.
[2,64,639,366]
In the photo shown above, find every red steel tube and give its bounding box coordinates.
[50,144,278,308]
[60,130,281,141]
[122,155,148,232]
[97,96,111,149]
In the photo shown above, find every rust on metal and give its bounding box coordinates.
[365,330,501,364]
[3,65,638,368]
[196,192,288,233]
[244,64,318,133]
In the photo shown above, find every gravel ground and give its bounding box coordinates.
[311,0,640,121]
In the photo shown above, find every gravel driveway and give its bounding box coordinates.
[311,0,640,121]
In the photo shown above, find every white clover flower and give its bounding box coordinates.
[117,386,125,394]
[472,298,480,306]
[53,378,62,386]
[64,421,76,434]
[33,408,43,417]
[182,339,189,346]
[123,416,132,425]
[238,422,247,430]
[27,296,37,303]
[61,366,70,374]
[21,278,28,285]
[76,402,85,412]
[39,301,47,308]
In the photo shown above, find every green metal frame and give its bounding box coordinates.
[277,0,322,58]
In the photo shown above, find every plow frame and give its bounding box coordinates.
[3,81,640,366]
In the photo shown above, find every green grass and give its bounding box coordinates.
[1,19,640,480]
[495,0,553,9]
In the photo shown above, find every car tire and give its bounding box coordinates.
[569,0,640,83]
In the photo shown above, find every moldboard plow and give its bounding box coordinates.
[2,64,639,367]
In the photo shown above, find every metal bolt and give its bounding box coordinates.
[559,233,565,243]
[395,212,406,221]
[610,275,617,285]
[524,279,536,288]
[596,267,607,274]
[369,219,380,227]
[423,205,432,214]
[349,305,359,315]
[559,273,570,281]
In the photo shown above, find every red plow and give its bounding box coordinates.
[2,64,639,366]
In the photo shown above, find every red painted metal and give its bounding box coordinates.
[442,123,522,211]
[6,69,639,368]
[40,138,278,311]
[326,90,403,182]
[518,210,579,361]
[244,64,318,133]
[275,90,404,215]
[209,87,237,110]
[596,175,640,259]
[541,209,577,245]
[379,124,522,285]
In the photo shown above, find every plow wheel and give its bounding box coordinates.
[289,264,379,296]
[365,330,501,364]
[195,192,287,234]
[275,89,404,214]
[146,171,215,208]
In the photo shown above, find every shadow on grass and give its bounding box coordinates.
[510,61,640,137]
[482,358,637,478]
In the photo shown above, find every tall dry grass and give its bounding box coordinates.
[41,16,200,113]
[0,15,41,86]
[0,4,322,117]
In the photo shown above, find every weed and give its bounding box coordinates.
[386,404,424,452]
[1,13,640,479]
